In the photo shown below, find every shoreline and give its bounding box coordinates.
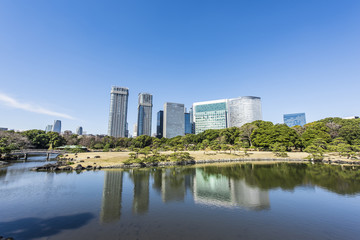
[32,155,360,172]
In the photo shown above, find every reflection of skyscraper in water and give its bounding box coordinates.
[100,171,123,223]
[152,168,163,193]
[193,169,232,207]
[161,168,186,202]
[193,169,270,210]
[230,179,270,210]
[131,170,150,214]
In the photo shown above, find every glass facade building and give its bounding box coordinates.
[193,100,228,134]
[52,120,61,133]
[156,111,163,138]
[137,93,153,136]
[228,96,262,128]
[163,102,185,138]
[45,125,53,133]
[193,96,262,134]
[76,126,83,135]
[283,113,306,127]
[108,86,129,138]
[185,112,192,135]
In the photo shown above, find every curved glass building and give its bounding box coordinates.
[228,96,262,128]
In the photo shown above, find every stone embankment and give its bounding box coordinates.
[0,161,9,166]
[31,157,360,172]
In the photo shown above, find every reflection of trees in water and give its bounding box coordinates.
[161,168,186,202]
[0,168,7,180]
[100,171,123,223]
[130,169,150,214]
[199,163,360,195]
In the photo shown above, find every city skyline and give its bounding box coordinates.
[1,1,360,134]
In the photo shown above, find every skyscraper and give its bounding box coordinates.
[193,99,228,134]
[163,102,185,138]
[52,120,61,133]
[193,96,262,134]
[189,107,195,134]
[76,126,83,135]
[283,113,306,127]
[45,125,53,133]
[228,96,262,128]
[108,86,129,138]
[156,110,164,138]
[185,112,192,135]
[133,124,138,138]
[137,93,153,136]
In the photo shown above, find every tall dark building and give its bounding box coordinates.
[156,110,163,138]
[137,93,153,136]
[76,126,83,135]
[185,112,191,135]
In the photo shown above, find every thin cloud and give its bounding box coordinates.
[0,93,74,120]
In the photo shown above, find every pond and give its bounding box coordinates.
[1,156,360,240]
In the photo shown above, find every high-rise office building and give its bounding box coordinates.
[284,113,306,127]
[163,102,185,138]
[133,124,138,138]
[185,112,192,135]
[137,93,153,136]
[189,107,195,134]
[52,120,61,133]
[76,126,83,135]
[156,110,164,138]
[45,125,53,133]
[193,99,228,134]
[108,86,129,138]
[193,96,262,134]
[228,96,262,128]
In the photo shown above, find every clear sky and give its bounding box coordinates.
[1,0,360,135]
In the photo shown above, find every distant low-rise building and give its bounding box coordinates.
[343,116,359,119]
[283,113,306,127]
[63,130,72,136]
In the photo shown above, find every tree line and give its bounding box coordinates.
[1,117,360,159]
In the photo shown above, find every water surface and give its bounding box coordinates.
[1,157,360,240]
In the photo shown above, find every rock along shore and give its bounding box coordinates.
[31,157,360,172]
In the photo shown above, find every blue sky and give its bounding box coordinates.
[1,0,360,135]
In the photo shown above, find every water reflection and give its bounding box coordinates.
[100,171,123,223]
[130,169,150,214]
[0,213,94,240]
[194,168,270,209]
[99,163,360,221]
